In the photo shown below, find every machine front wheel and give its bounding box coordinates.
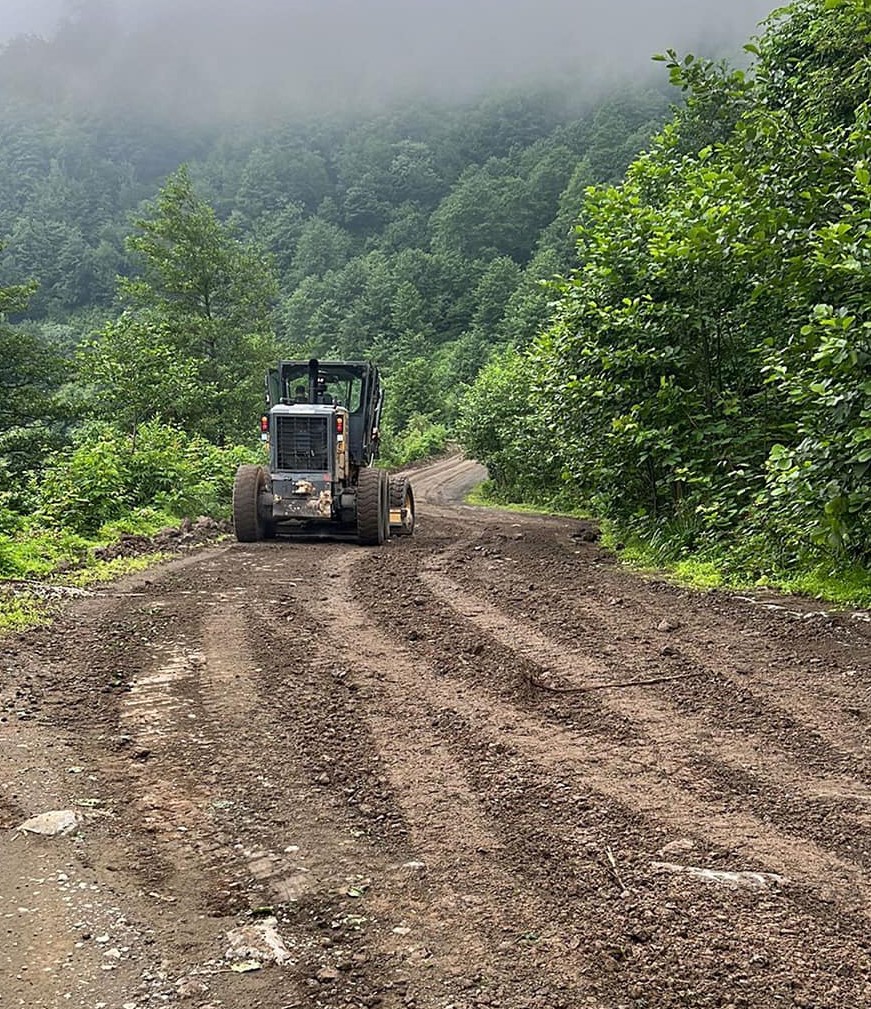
[389,474,415,536]
[357,466,386,546]
[233,464,268,542]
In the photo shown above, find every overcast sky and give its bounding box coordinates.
[0,0,778,117]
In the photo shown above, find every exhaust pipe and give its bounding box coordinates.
[308,358,319,405]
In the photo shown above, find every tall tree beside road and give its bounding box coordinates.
[461,0,871,578]
[110,166,279,444]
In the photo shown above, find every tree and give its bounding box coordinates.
[289,217,354,283]
[0,275,42,429]
[0,273,68,505]
[78,312,202,451]
[121,166,279,443]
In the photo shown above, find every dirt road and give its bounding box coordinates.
[1,456,870,1008]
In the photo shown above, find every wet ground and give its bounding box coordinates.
[1,456,870,1008]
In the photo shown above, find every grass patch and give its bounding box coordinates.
[609,531,871,609]
[0,507,180,581]
[0,551,176,638]
[765,565,871,609]
[64,551,172,588]
[465,479,592,519]
[0,507,200,636]
[0,592,50,634]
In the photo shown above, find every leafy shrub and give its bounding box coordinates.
[0,535,22,577]
[380,414,449,467]
[36,420,260,535]
[457,347,561,502]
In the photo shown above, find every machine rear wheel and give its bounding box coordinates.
[389,474,415,536]
[356,466,385,546]
[233,464,267,542]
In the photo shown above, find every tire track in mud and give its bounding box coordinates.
[439,530,871,779]
[687,754,871,868]
[214,543,530,1007]
[259,546,615,1007]
[429,711,871,1009]
[352,538,871,918]
[416,565,871,866]
[353,552,644,745]
[336,544,871,1005]
[105,552,418,1007]
[339,556,871,1004]
[95,502,870,1005]
[416,533,871,863]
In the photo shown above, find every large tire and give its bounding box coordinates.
[380,469,390,543]
[356,466,385,546]
[233,464,268,542]
[389,474,415,536]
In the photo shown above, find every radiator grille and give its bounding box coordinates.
[275,415,329,472]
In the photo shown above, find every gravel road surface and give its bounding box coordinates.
[1,456,870,1008]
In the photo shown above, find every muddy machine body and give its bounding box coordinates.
[233,359,414,544]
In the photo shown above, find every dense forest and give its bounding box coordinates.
[462,0,871,599]
[0,9,669,578]
[1,0,869,602]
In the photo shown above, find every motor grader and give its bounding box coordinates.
[232,359,415,544]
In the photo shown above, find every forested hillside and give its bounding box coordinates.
[461,0,871,601]
[0,6,669,582]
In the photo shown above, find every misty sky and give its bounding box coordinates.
[0,0,778,116]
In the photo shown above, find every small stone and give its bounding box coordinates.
[176,976,209,999]
[17,810,80,837]
[398,860,427,876]
[225,921,290,965]
[657,618,681,633]
[657,838,695,857]
[317,965,340,983]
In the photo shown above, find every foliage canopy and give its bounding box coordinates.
[461,0,871,583]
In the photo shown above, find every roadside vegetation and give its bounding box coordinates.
[460,0,871,606]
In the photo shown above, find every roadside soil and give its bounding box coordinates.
[1,454,869,1009]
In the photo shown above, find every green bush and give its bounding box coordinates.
[457,347,562,503]
[36,420,261,535]
[380,415,449,467]
[0,535,21,577]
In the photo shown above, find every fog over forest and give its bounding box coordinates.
[0,0,775,118]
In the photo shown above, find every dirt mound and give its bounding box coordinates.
[92,515,230,562]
